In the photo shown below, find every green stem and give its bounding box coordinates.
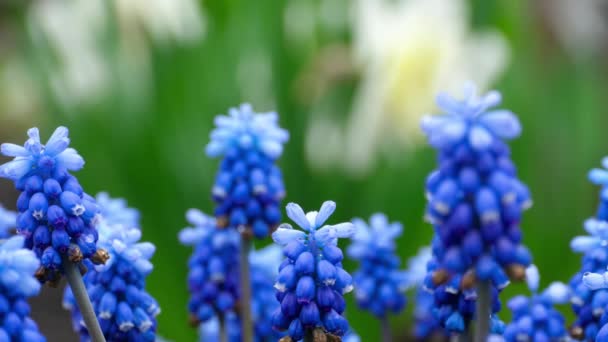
[381,317,392,342]
[63,258,106,342]
[474,280,491,342]
[239,238,253,342]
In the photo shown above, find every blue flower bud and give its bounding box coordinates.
[281,292,299,318]
[296,276,315,304]
[116,302,135,332]
[47,205,67,228]
[51,228,70,253]
[287,319,304,341]
[28,193,48,221]
[99,292,117,319]
[60,191,85,216]
[43,178,62,199]
[294,252,314,275]
[322,245,343,264]
[284,241,306,260]
[299,302,320,329]
[276,264,297,292]
[323,309,348,336]
[316,286,335,311]
[316,260,336,286]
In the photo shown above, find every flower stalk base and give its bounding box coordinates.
[63,257,106,342]
[474,280,491,342]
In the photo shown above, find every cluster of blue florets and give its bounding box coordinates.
[179,209,240,325]
[64,194,159,341]
[420,85,532,335]
[504,266,570,341]
[271,201,355,340]
[347,213,407,318]
[568,158,608,340]
[0,127,107,285]
[198,245,284,342]
[206,104,289,238]
[423,249,505,335]
[0,236,46,341]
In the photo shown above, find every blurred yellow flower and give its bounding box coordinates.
[306,0,509,176]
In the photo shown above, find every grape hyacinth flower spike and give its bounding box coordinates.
[347,213,407,342]
[503,265,570,341]
[206,104,288,342]
[0,127,108,341]
[198,245,285,342]
[0,205,16,238]
[206,103,289,239]
[568,157,608,341]
[0,235,46,341]
[582,267,608,341]
[179,209,240,336]
[404,247,443,340]
[420,84,533,340]
[271,201,355,342]
[64,194,159,341]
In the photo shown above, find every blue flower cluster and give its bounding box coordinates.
[420,85,532,333]
[423,244,505,335]
[568,158,608,340]
[583,268,608,341]
[504,266,570,341]
[347,213,407,318]
[403,247,442,339]
[0,236,46,341]
[95,192,140,228]
[179,209,240,325]
[0,205,16,238]
[64,194,159,341]
[0,127,107,284]
[271,201,355,340]
[198,245,284,342]
[206,104,289,238]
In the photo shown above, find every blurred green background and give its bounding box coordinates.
[1,0,608,341]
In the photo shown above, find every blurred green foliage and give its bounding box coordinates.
[3,0,608,340]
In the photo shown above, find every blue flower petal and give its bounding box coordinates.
[272,224,306,245]
[315,201,336,228]
[479,110,521,139]
[570,236,601,253]
[469,125,493,151]
[583,271,608,290]
[525,265,540,293]
[286,203,310,231]
[0,158,32,181]
[0,143,28,157]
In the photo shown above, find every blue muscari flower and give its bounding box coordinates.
[206,104,289,238]
[0,127,107,285]
[271,201,355,340]
[422,249,505,336]
[504,265,570,342]
[420,84,533,333]
[347,213,407,318]
[0,235,46,341]
[0,205,16,238]
[568,158,608,341]
[63,195,159,341]
[403,247,443,339]
[95,192,140,228]
[198,245,285,342]
[179,209,240,325]
[582,268,608,342]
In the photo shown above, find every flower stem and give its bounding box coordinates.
[474,280,491,342]
[239,237,253,342]
[381,317,392,342]
[62,258,106,342]
[219,314,227,342]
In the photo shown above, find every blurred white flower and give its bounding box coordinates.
[306,0,509,176]
[25,0,205,108]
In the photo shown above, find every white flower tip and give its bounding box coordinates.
[525,264,540,292]
[274,282,287,292]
